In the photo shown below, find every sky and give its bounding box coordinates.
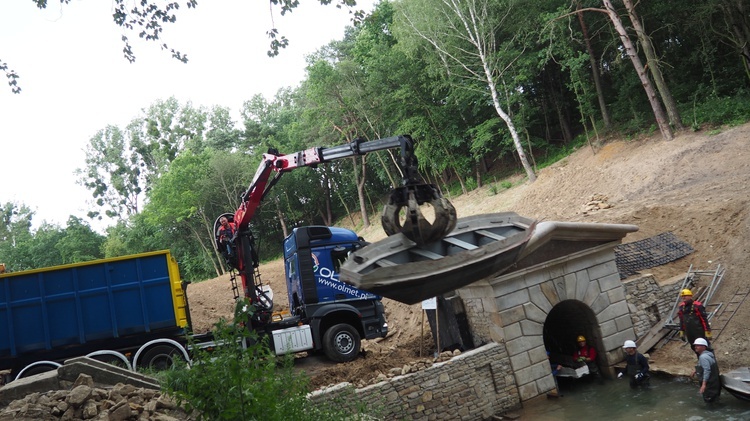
[0,0,373,232]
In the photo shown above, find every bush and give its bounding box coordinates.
[687,95,750,129]
[161,300,366,420]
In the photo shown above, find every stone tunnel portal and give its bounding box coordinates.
[543,299,604,369]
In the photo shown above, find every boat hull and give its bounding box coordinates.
[721,368,750,402]
[340,212,535,304]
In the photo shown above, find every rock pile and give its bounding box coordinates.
[352,349,462,388]
[582,193,612,214]
[0,374,195,421]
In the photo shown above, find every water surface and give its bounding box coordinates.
[518,374,750,421]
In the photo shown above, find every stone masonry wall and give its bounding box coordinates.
[457,244,637,401]
[309,342,520,420]
[623,274,683,338]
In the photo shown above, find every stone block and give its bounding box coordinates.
[506,336,542,357]
[503,322,522,341]
[597,300,629,323]
[599,319,617,337]
[564,273,577,301]
[552,277,567,301]
[482,297,498,313]
[517,381,540,401]
[528,285,553,313]
[546,264,566,281]
[590,292,610,314]
[607,285,626,303]
[602,328,636,352]
[564,255,591,274]
[598,272,623,292]
[498,305,525,326]
[583,280,601,306]
[490,325,505,342]
[0,370,60,406]
[615,314,634,331]
[528,345,548,365]
[59,357,159,390]
[540,281,560,306]
[510,352,531,371]
[458,282,493,299]
[496,289,531,311]
[536,373,556,393]
[523,270,551,289]
[585,248,617,268]
[514,361,551,388]
[520,319,543,336]
[522,302,547,324]
[587,259,618,281]
[575,271,590,301]
[492,276,526,297]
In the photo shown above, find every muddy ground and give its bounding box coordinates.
[187,123,750,389]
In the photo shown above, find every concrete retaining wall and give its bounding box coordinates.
[309,342,521,420]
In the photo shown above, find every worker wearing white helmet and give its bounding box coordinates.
[691,338,721,403]
[618,340,649,388]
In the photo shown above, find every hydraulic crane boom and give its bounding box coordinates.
[214,135,456,306]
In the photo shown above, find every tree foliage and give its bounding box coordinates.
[11,0,750,283]
[162,300,369,420]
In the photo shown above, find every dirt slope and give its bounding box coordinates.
[187,123,750,387]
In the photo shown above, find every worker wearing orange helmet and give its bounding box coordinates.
[677,288,712,352]
[573,335,600,377]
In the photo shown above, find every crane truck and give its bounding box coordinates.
[211,134,456,362]
[0,135,457,382]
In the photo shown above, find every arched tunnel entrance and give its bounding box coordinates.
[543,299,604,369]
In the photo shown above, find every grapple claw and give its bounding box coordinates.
[381,184,457,245]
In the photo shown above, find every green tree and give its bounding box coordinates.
[77,125,143,220]
[0,202,35,271]
[55,216,105,264]
[163,301,369,420]
[395,0,537,182]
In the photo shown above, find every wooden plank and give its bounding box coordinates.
[636,319,672,352]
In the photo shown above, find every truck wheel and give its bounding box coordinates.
[138,345,185,371]
[322,323,361,363]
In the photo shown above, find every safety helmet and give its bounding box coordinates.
[577,335,586,342]
[623,340,637,349]
[681,289,693,297]
[693,338,708,347]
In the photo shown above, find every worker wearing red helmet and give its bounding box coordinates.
[677,289,712,351]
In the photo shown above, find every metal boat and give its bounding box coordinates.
[340,212,536,304]
[721,367,750,402]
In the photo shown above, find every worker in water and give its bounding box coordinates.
[677,289,712,352]
[547,350,563,397]
[573,335,600,377]
[691,338,721,403]
[618,340,649,388]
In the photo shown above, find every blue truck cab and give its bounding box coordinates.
[275,226,388,362]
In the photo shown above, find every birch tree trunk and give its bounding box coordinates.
[401,0,537,182]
